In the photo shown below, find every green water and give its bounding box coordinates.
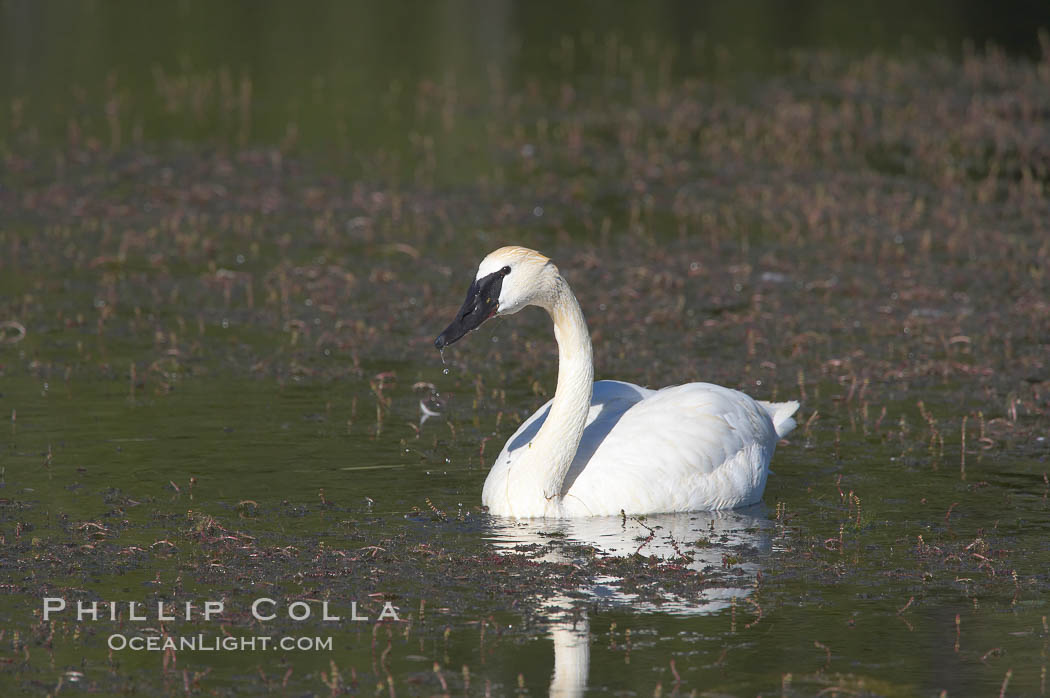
[2,1,1050,695]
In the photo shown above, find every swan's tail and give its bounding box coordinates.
[758,400,800,439]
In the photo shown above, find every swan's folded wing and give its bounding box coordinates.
[501,380,651,464]
[563,383,778,515]
[487,380,651,508]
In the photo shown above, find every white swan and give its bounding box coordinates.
[434,246,799,518]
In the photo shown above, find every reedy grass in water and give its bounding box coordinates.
[1,41,1049,695]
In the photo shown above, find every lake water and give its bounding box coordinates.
[2,2,1049,695]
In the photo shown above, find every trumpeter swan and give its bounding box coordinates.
[434,246,799,518]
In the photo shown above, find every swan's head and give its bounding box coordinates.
[434,246,553,349]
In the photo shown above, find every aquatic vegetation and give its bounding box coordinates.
[1,18,1048,695]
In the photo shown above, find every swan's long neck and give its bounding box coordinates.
[519,274,593,509]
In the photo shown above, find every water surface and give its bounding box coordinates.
[2,2,1049,695]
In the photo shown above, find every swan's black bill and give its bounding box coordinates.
[434,269,506,349]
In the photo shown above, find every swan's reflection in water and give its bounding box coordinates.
[484,507,770,697]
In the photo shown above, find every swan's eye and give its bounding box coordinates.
[501,266,511,276]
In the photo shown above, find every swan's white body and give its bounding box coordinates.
[484,380,798,517]
[437,246,799,519]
